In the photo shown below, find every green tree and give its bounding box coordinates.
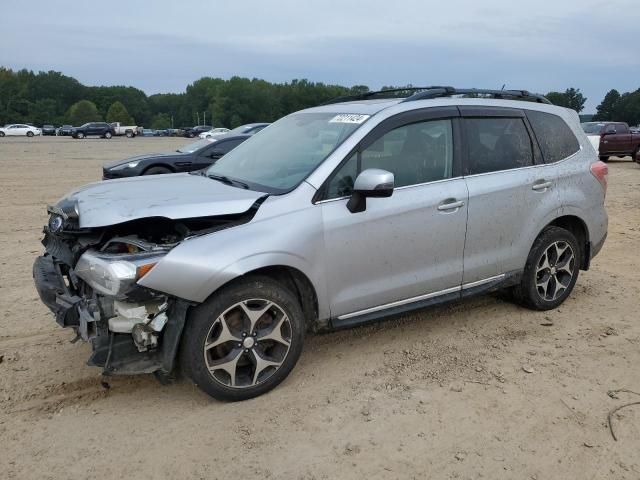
[594,89,621,121]
[106,101,135,124]
[67,100,101,125]
[150,113,172,129]
[546,88,586,112]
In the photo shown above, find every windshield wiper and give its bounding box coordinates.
[207,174,249,189]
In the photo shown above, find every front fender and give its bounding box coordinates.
[138,185,329,318]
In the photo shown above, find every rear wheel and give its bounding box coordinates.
[514,226,580,311]
[181,276,305,401]
[26,131,34,137]
[125,131,134,138]
[143,166,172,175]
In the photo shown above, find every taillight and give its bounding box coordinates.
[590,161,608,195]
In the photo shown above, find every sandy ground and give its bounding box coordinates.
[0,136,639,479]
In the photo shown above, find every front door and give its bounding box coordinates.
[319,113,468,319]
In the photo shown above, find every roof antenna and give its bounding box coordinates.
[500,84,506,91]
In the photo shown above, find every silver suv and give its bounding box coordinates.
[33,87,608,401]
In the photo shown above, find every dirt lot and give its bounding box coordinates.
[0,137,639,479]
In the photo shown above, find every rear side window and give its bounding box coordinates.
[464,117,533,175]
[527,111,580,163]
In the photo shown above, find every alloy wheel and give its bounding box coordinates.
[203,298,292,388]
[535,241,575,301]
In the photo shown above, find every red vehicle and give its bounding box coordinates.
[581,122,640,162]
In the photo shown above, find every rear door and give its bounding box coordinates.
[461,107,560,285]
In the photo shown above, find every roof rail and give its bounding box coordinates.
[321,86,552,105]
[401,87,552,104]
[320,86,453,105]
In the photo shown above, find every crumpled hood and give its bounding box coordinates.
[103,152,183,169]
[59,173,267,228]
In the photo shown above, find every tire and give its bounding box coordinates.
[26,131,34,137]
[0,132,4,137]
[77,132,85,139]
[104,131,112,139]
[513,226,581,311]
[143,166,172,175]
[180,276,305,401]
[599,156,609,162]
[633,147,639,162]
[125,131,133,138]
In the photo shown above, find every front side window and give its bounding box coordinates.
[464,117,533,175]
[325,119,454,199]
[528,111,580,163]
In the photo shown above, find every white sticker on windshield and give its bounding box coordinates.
[329,114,370,124]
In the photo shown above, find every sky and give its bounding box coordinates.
[1,0,639,113]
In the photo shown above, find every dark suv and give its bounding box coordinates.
[71,122,116,139]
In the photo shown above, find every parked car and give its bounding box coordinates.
[227,123,270,136]
[102,134,251,178]
[581,121,640,161]
[33,87,608,401]
[71,122,116,139]
[0,124,41,137]
[199,127,231,139]
[183,125,212,138]
[140,129,157,137]
[57,125,74,136]
[41,125,57,136]
[109,122,138,138]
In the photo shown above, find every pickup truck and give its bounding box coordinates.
[581,121,640,161]
[109,122,138,138]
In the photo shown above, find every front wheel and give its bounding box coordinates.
[76,132,85,139]
[180,276,305,401]
[514,226,580,310]
[26,131,34,137]
[104,131,112,139]
[0,132,5,137]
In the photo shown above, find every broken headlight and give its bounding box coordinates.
[75,250,165,296]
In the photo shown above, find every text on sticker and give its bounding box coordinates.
[329,114,370,124]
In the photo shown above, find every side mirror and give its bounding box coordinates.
[347,168,394,213]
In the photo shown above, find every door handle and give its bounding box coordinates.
[437,200,465,211]
[532,181,552,191]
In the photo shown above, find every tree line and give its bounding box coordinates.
[1,67,639,128]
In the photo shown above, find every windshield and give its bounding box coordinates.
[177,138,213,153]
[205,112,366,193]
[581,122,604,134]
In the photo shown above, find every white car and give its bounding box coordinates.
[0,124,41,137]
[198,127,230,139]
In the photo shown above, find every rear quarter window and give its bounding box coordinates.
[527,110,580,163]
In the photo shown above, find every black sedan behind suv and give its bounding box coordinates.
[183,125,212,138]
[72,122,116,139]
[102,134,251,178]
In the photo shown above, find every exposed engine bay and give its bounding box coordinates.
[33,200,264,378]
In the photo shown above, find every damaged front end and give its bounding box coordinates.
[33,200,259,378]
